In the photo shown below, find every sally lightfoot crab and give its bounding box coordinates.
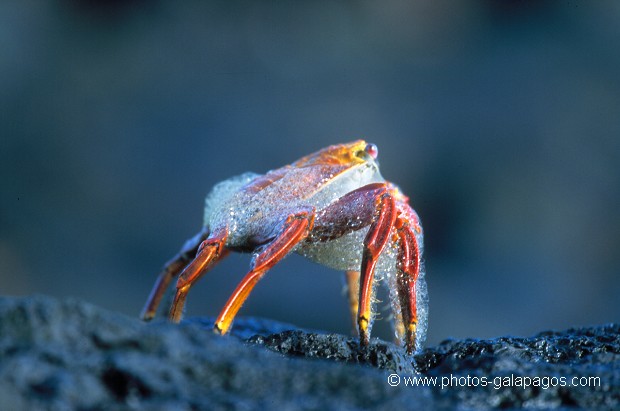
[140,140,427,354]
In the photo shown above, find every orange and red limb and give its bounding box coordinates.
[311,182,402,347]
[214,210,315,335]
[394,212,421,354]
[167,228,229,323]
[140,229,214,321]
[357,188,398,346]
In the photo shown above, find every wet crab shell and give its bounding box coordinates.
[203,156,382,252]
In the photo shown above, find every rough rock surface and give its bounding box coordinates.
[0,295,618,410]
[244,322,620,410]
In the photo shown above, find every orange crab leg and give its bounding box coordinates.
[344,270,360,332]
[141,230,209,321]
[214,211,314,335]
[168,229,229,323]
[358,189,397,346]
[395,218,421,354]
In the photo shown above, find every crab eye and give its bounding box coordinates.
[364,143,378,160]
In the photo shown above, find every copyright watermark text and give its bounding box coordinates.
[387,373,600,390]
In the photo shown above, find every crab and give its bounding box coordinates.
[140,140,427,354]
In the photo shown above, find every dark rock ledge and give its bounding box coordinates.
[0,295,618,410]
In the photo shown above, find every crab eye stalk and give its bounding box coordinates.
[364,143,378,160]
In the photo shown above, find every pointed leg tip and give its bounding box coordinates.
[359,335,370,347]
[140,313,154,322]
[358,317,371,346]
[168,308,183,324]
[139,307,154,321]
[405,322,417,355]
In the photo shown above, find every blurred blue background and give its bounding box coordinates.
[1,1,619,346]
